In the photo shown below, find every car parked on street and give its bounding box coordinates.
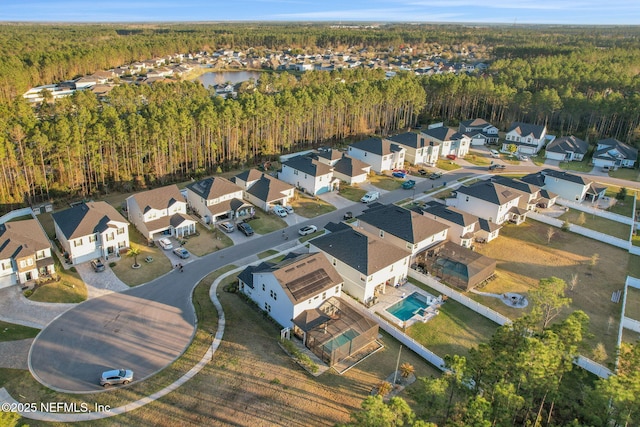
[238,222,254,236]
[429,172,443,180]
[91,259,105,272]
[218,222,235,233]
[490,149,500,158]
[298,225,318,236]
[343,211,353,220]
[489,164,506,171]
[418,169,428,176]
[158,237,173,250]
[100,369,133,387]
[402,179,416,189]
[173,247,190,259]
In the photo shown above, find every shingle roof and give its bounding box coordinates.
[422,126,465,142]
[546,135,588,155]
[333,156,370,177]
[422,201,479,227]
[128,185,184,214]
[357,204,448,244]
[0,219,50,259]
[539,168,591,185]
[311,228,410,275]
[385,132,425,149]
[349,137,404,156]
[460,118,491,129]
[520,172,546,187]
[456,180,520,205]
[283,156,333,177]
[594,138,638,161]
[52,201,128,240]
[491,176,540,195]
[316,149,343,162]
[507,122,546,139]
[186,176,242,200]
[245,174,294,203]
[234,169,264,184]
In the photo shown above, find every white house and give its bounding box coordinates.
[490,176,557,211]
[0,219,55,289]
[503,122,547,154]
[420,201,501,248]
[52,202,130,265]
[453,180,525,225]
[384,132,440,166]
[422,124,471,158]
[126,184,196,241]
[521,169,606,203]
[458,118,499,146]
[234,169,295,211]
[186,176,252,224]
[592,138,638,170]
[355,204,449,258]
[279,155,339,195]
[237,252,344,329]
[310,226,412,307]
[347,137,406,173]
[315,150,371,185]
[545,135,589,162]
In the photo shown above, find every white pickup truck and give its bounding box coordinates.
[361,191,380,203]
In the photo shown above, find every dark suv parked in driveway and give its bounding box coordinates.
[238,222,254,236]
[91,259,105,272]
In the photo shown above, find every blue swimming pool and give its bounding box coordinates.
[386,292,431,322]
[322,329,358,352]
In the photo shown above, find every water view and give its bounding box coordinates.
[197,70,262,88]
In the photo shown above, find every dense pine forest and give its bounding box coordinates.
[0,23,639,206]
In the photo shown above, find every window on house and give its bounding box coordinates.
[262,284,265,291]
[74,239,83,247]
[19,260,26,268]
[379,230,384,238]
[465,196,469,202]
[335,285,340,293]
[332,258,336,266]
[294,170,298,175]
[27,258,33,266]
[118,241,126,248]
[36,250,46,259]
[106,233,114,241]
[117,228,125,235]
[89,235,97,243]
[1,262,10,270]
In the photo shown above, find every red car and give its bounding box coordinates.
[446,154,457,160]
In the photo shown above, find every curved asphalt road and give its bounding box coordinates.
[28,161,640,393]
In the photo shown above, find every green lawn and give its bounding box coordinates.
[338,184,367,202]
[465,151,492,167]
[369,174,403,191]
[182,224,233,256]
[624,286,640,320]
[27,256,87,303]
[290,194,336,217]
[247,210,287,234]
[609,167,640,182]
[558,208,631,240]
[603,189,637,217]
[559,159,593,173]
[436,159,462,171]
[405,279,499,359]
[257,249,279,259]
[298,229,326,243]
[0,321,40,342]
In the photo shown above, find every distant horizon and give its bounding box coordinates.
[2,1,639,26]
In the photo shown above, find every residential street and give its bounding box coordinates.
[24,162,640,392]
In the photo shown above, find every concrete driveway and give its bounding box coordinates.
[75,263,130,299]
[316,191,357,210]
[0,286,75,329]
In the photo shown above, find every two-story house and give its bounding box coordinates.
[126,185,196,241]
[279,155,339,195]
[521,169,606,203]
[310,226,412,307]
[453,180,526,225]
[355,204,449,260]
[544,135,589,162]
[384,132,440,166]
[458,118,499,146]
[0,219,55,288]
[347,137,406,173]
[238,252,378,366]
[315,150,371,185]
[490,176,557,211]
[503,122,547,155]
[234,169,295,211]
[419,201,501,247]
[52,202,130,265]
[592,138,638,170]
[186,177,252,224]
[422,124,471,158]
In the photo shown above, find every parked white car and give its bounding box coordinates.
[490,149,500,158]
[273,205,288,217]
[158,237,173,250]
[361,191,380,203]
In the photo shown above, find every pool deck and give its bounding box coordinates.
[368,282,442,329]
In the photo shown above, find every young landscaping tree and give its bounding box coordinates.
[347,395,415,427]
[376,381,393,397]
[590,253,600,268]
[528,277,571,329]
[569,272,579,291]
[576,211,586,226]
[561,219,571,231]
[507,143,517,156]
[128,245,141,268]
[616,187,628,201]
[399,362,415,379]
[546,226,556,244]
[592,342,608,363]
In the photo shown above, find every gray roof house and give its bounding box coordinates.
[310,227,411,305]
[458,118,499,146]
[186,176,251,223]
[592,138,638,169]
[422,125,471,158]
[315,150,371,185]
[454,180,527,225]
[521,169,606,203]
[503,122,548,154]
[490,176,557,211]
[234,169,295,211]
[545,135,589,162]
[384,132,440,166]
[347,137,406,173]
[279,155,339,195]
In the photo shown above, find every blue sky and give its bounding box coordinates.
[1,0,639,25]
